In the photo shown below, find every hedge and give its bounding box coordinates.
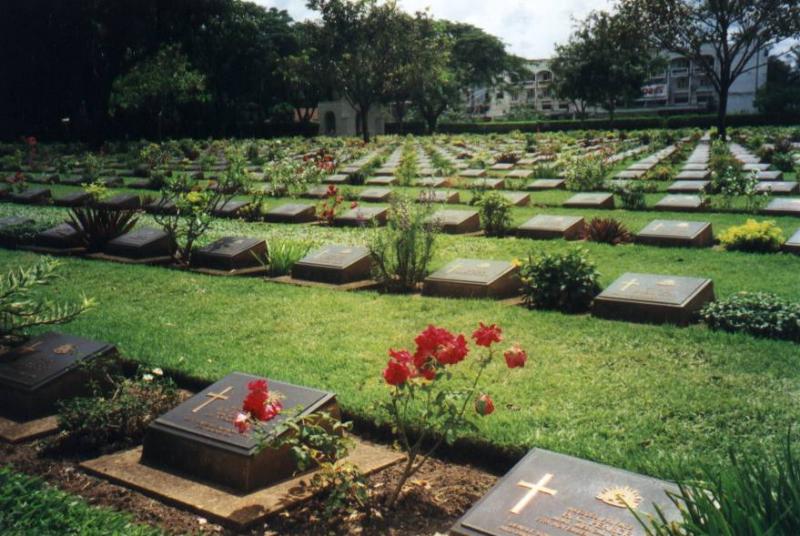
[386,113,800,135]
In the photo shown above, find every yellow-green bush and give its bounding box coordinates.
[719,219,785,252]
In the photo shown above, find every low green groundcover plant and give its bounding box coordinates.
[701,292,800,343]
[0,467,162,535]
[719,219,785,253]
[643,436,800,535]
[55,368,181,453]
[520,248,601,313]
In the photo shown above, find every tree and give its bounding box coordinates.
[407,18,524,133]
[755,48,800,114]
[551,11,658,121]
[620,0,800,138]
[109,44,208,140]
[307,0,409,142]
[279,21,328,124]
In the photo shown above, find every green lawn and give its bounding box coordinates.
[1,211,799,482]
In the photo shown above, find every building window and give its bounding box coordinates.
[673,94,689,105]
[496,91,504,100]
[675,77,689,90]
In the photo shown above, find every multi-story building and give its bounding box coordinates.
[464,46,768,119]
[634,45,768,113]
[464,59,579,119]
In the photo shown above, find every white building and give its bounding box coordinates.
[464,46,768,119]
[626,45,768,114]
[464,59,579,119]
[317,99,385,137]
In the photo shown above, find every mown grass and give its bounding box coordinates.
[0,466,163,535]
[1,242,798,481]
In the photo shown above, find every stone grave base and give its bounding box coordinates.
[190,266,268,278]
[86,252,174,266]
[267,275,380,292]
[0,415,59,443]
[21,245,87,257]
[81,440,403,530]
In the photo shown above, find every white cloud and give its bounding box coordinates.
[254,0,615,58]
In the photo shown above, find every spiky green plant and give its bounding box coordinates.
[643,435,800,535]
[1,257,94,345]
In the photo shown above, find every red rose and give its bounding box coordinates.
[436,334,469,365]
[384,359,412,386]
[472,322,502,347]
[350,201,359,209]
[504,344,527,369]
[475,393,494,416]
[242,379,282,422]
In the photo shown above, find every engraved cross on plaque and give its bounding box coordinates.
[510,473,558,514]
[620,279,639,292]
[192,386,233,413]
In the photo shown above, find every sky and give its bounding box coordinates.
[256,0,616,59]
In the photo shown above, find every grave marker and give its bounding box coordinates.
[593,272,714,325]
[423,259,520,299]
[451,449,680,536]
[291,245,372,284]
[0,332,116,421]
[141,372,339,493]
[193,237,266,272]
[635,220,713,248]
[517,215,584,240]
[263,203,316,223]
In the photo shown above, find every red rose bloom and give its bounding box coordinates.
[472,322,502,347]
[242,379,281,422]
[504,344,527,369]
[436,334,469,365]
[384,359,412,386]
[475,393,495,416]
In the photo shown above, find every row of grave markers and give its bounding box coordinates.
[0,328,683,532]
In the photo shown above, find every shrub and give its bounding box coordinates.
[771,152,795,172]
[701,292,800,343]
[615,182,649,210]
[520,248,601,313]
[645,165,673,181]
[266,239,311,277]
[55,368,181,453]
[562,154,608,191]
[719,219,785,253]
[0,258,94,346]
[368,198,438,293]
[380,323,527,508]
[477,191,513,237]
[643,437,800,535]
[582,218,632,245]
[714,167,767,212]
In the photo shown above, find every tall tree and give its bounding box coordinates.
[279,21,328,124]
[307,0,408,142]
[109,45,208,140]
[755,49,800,114]
[407,18,525,132]
[551,11,658,121]
[619,0,800,137]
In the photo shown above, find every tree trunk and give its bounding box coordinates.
[359,104,370,143]
[717,85,729,140]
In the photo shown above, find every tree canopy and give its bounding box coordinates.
[619,0,800,136]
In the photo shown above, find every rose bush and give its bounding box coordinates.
[382,322,527,507]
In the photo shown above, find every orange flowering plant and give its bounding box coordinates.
[381,322,527,508]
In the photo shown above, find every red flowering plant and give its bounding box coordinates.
[381,322,527,507]
[316,184,354,225]
[233,378,367,521]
